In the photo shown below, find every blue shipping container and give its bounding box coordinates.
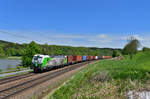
[82,56,87,61]
[99,56,103,59]
[97,56,99,59]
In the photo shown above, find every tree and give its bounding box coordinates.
[10,48,16,56]
[5,48,11,56]
[0,47,4,56]
[142,47,150,52]
[42,43,49,55]
[112,50,120,57]
[22,41,41,67]
[122,36,140,60]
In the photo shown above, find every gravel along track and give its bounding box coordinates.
[0,73,35,85]
[0,60,95,99]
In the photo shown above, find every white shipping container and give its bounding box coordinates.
[95,56,98,59]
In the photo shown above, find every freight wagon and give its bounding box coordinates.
[73,55,82,63]
[82,56,87,61]
[103,56,112,59]
[94,56,99,60]
[99,56,103,59]
[67,56,73,64]
[86,56,91,61]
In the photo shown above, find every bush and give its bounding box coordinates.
[16,66,22,71]
[91,71,111,82]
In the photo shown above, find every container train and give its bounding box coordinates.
[31,54,112,73]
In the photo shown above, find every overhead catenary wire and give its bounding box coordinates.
[0,30,45,44]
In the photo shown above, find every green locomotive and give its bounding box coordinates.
[32,54,68,72]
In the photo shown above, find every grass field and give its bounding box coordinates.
[50,51,150,99]
[0,56,22,59]
[7,56,22,60]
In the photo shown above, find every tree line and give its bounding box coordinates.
[0,40,119,66]
[0,40,116,57]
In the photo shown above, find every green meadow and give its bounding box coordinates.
[50,51,150,99]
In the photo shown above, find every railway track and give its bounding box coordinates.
[0,60,96,99]
[0,72,35,85]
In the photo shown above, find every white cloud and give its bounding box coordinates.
[98,34,107,39]
[132,35,144,41]
[0,29,150,48]
[48,34,85,39]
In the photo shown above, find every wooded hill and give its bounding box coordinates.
[0,40,120,57]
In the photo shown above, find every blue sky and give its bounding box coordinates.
[0,0,150,48]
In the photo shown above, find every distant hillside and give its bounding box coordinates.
[0,40,121,57]
[89,47,121,51]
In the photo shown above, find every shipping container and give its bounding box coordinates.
[93,56,98,60]
[102,56,104,59]
[92,56,94,60]
[102,56,112,59]
[103,56,107,59]
[88,56,91,60]
[82,56,87,61]
[73,55,82,62]
[103,56,106,59]
[89,56,93,60]
[89,56,92,60]
[104,56,112,59]
[99,56,103,59]
[86,56,90,61]
[67,56,73,64]
[78,55,83,62]
[94,56,98,60]
[97,56,99,59]
[98,56,101,59]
